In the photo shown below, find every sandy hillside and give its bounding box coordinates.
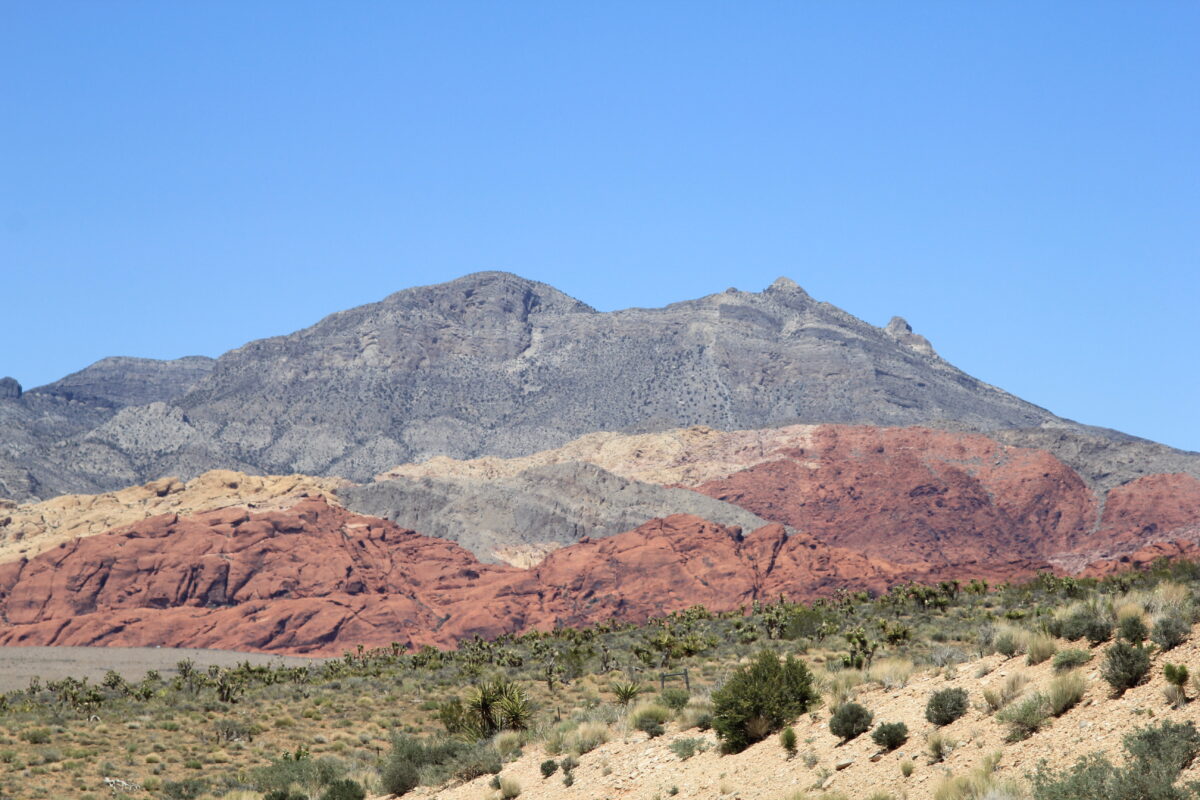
[392,634,1200,800]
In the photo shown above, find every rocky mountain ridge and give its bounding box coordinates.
[7,271,1190,503]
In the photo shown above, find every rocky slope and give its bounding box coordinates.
[7,271,1195,503]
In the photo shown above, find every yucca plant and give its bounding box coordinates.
[610,680,643,706]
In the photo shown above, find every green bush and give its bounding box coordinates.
[670,737,707,760]
[998,694,1049,741]
[993,632,1019,658]
[1101,641,1151,694]
[779,726,797,756]
[871,721,908,751]
[1152,615,1190,651]
[1123,720,1200,772]
[540,759,557,778]
[659,687,690,710]
[319,779,366,800]
[630,703,670,738]
[1056,607,1113,645]
[253,754,345,797]
[925,688,968,726]
[711,650,819,753]
[381,735,500,795]
[829,702,873,742]
[1052,649,1092,672]
[1118,615,1148,644]
[1030,720,1200,800]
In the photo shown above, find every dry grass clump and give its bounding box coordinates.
[932,751,1022,800]
[820,669,864,706]
[1024,633,1058,665]
[492,730,524,759]
[981,673,1027,714]
[1044,672,1086,717]
[565,721,609,755]
[868,658,915,690]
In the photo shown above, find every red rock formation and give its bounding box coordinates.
[0,500,1047,655]
[691,426,1100,565]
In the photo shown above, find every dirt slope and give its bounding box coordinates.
[401,633,1200,800]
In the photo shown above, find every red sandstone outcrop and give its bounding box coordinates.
[692,426,1100,565]
[0,499,1045,655]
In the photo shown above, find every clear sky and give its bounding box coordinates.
[2,2,1197,450]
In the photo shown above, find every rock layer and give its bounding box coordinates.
[339,461,779,565]
[0,469,347,564]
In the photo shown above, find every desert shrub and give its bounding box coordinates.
[1026,633,1058,665]
[1123,720,1200,772]
[252,754,346,797]
[927,732,956,763]
[630,703,670,738]
[540,759,557,778]
[1117,614,1148,644]
[780,726,797,756]
[1152,615,1190,651]
[670,737,707,760]
[566,722,608,755]
[1052,649,1092,671]
[19,728,51,745]
[1101,641,1151,694]
[711,650,819,753]
[381,735,499,795]
[998,693,1048,741]
[932,751,1020,800]
[993,632,1019,658]
[492,730,522,760]
[1045,673,1085,717]
[981,673,1026,714]
[829,702,873,742]
[871,721,908,751]
[264,791,305,800]
[319,780,366,800]
[926,688,968,726]
[659,687,690,710]
[1031,720,1200,800]
[900,760,915,777]
[1055,605,1113,645]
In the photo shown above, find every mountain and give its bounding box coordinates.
[3,271,1195,502]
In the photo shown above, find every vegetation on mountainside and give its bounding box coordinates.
[1,559,1200,798]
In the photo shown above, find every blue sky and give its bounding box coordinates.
[2,2,1197,450]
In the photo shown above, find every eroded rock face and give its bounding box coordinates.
[0,499,1037,655]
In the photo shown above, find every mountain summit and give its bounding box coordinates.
[0,272,1194,501]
